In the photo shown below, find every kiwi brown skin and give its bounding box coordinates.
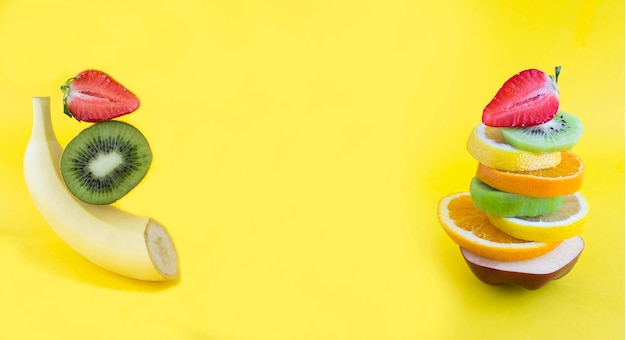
[60,120,152,205]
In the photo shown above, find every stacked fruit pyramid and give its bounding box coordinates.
[437,67,588,290]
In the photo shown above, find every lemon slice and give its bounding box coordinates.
[488,193,588,242]
[466,123,562,171]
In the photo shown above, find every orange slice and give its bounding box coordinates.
[476,151,584,197]
[466,123,561,171]
[437,192,561,261]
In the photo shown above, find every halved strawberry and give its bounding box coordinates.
[482,67,561,127]
[61,69,140,122]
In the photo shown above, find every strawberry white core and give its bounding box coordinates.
[89,152,123,177]
[70,90,117,102]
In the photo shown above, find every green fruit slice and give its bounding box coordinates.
[469,177,564,217]
[60,121,152,205]
[500,111,583,153]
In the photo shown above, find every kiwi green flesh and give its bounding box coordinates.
[500,111,583,153]
[469,177,564,217]
[60,121,152,205]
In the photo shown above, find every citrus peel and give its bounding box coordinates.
[438,192,561,261]
[476,151,584,198]
[466,123,561,171]
[488,193,588,242]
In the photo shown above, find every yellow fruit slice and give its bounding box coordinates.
[476,151,584,197]
[438,192,561,261]
[488,193,588,242]
[466,124,562,171]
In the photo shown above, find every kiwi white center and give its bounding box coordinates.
[88,152,123,178]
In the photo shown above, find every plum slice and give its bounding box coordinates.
[461,236,584,290]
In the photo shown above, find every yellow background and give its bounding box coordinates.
[0,1,623,339]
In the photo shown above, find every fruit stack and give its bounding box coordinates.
[437,67,588,290]
[24,70,179,282]
[60,69,151,205]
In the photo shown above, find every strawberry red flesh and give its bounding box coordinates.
[61,70,140,122]
[482,68,559,127]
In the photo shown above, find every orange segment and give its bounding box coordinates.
[476,151,584,197]
[437,192,561,261]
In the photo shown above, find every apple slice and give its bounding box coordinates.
[460,236,584,290]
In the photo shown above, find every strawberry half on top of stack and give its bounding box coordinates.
[438,67,588,290]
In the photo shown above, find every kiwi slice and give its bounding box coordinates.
[60,121,152,205]
[500,111,583,153]
[469,177,564,217]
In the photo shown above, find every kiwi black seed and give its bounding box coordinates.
[60,121,152,205]
[500,111,583,154]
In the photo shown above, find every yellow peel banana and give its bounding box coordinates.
[23,97,179,281]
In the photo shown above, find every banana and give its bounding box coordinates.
[23,97,179,281]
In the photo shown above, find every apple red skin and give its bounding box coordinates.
[461,248,582,290]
